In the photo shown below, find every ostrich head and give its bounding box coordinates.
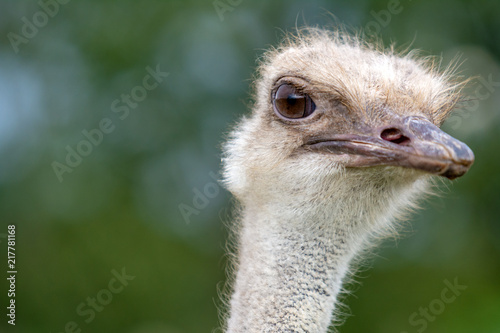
[221,29,474,332]
[223,29,473,212]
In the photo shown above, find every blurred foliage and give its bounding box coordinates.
[0,0,499,332]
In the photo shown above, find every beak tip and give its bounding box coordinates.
[445,142,474,180]
[441,162,473,180]
[407,117,475,180]
[441,151,474,180]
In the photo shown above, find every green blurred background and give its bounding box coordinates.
[0,0,499,332]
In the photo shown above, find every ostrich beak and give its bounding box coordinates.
[306,116,474,179]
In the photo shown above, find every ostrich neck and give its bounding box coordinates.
[226,200,368,333]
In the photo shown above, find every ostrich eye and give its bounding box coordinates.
[273,84,316,119]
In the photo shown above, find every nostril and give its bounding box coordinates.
[381,128,411,145]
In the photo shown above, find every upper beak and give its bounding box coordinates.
[305,116,474,179]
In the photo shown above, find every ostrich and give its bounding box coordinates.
[221,28,474,332]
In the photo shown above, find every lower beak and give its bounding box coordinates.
[306,116,474,179]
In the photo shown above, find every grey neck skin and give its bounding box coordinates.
[225,204,364,333]
[224,169,426,333]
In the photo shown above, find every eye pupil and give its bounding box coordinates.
[287,96,297,104]
[273,84,315,119]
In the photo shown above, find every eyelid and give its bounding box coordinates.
[273,76,310,90]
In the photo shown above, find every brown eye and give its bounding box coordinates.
[273,84,316,119]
